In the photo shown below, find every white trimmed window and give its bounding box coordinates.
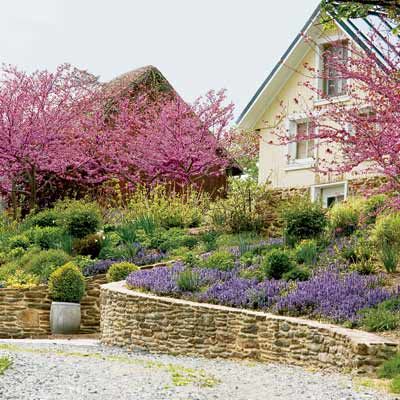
[322,40,349,98]
[295,122,315,160]
[287,118,315,168]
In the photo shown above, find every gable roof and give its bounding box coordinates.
[237,5,400,130]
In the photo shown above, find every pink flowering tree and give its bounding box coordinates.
[0,63,242,213]
[0,64,107,213]
[273,31,400,202]
[98,88,236,187]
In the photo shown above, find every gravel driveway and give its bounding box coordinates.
[0,339,395,400]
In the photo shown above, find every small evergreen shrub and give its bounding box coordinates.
[262,249,294,279]
[201,251,235,271]
[329,198,364,237]
[106,261,139,282]
[48,263,86,303]
[58,200,101,238]
[73,233,104,258]
[282,199,327,246]
[24,249,71,282]
[176,269,201,292]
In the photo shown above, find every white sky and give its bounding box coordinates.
[0,0,319,118]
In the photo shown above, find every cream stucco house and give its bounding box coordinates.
[237,5,397,207]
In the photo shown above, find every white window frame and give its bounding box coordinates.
[314,33,352,105]
[310,181,348,208]
[285,114,316,171]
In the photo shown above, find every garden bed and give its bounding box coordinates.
[100,281,398,374]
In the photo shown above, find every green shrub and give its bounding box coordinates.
[48,262,86,303]
[57,200,101,238]
[282,199,327,246]
[282,266,310,281]
[360,304,399,332]
[182,252,201,268]
[8,234,30,250]
[24,209,59,228]
[73,233,104,258]
[158,228,198,252]
[106,261,139,282]
[207,178,280,234]
[329,198,365,237]
[27,226,65,250]
[363,194,386,225]
[240,251,256,267]
[6,270,39,289]
[373,213,400,272]
[202,251,235,271]
[262,249,294,279]
[24,249,71,282]
[176,269,201,292]
[378,353,400,379]
[294,239,318,265]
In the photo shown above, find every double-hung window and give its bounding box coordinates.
[295,122,314,160]
[322,40,348,98]
[287,118,315,168]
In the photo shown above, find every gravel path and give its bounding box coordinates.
[0,340,396,400]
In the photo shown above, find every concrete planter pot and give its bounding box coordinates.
[50,302,81,334]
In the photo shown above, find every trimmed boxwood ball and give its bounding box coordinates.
[106,262,139,282]
[48,262,86,303]
[262,249,294,280]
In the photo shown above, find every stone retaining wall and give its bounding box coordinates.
[0,274,106,338]
[100,282,398,374]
